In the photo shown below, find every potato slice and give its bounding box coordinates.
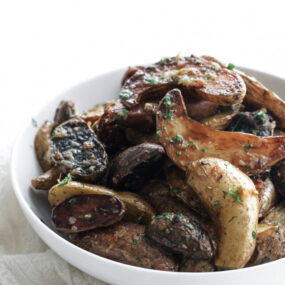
[120,55,246,107]
[156,89,285,175]
[49,181,154,224]
[31,167,61,190]
[186,157,259,269]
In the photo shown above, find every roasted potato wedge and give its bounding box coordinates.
[49,181,154,224]
[35,120,54,171]
[120,55,246,107]
[52,193,125,233]
[31,167,61,190]
[54,100,76,125]
[156,89,285,175]
[186,157,259,269]
[247,203,285,266]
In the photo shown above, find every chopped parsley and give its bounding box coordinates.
[172,187,180,194]
[170,134,183,143]
[69,197,77,205]
[229,188,243,203]
[84,213,92,219]
[164,95,173,109]
[222,190,228,199]
[227,63,235,70]
[123,109,129,115]
[163,109,174,119]
[156,214,163,219]
[216,201,222,209]
[256,110,266,121]
[187,223,194,230]
[119,90,131,101]
[252,231,257,239]
[201,148,206,152]
[244,144,253,152]
[156,130,162,138]
[176,150,181,156]
[32,118,38,127]
[57,173,72,187]
[133,239,137,245]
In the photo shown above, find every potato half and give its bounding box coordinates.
[186,157,259,269]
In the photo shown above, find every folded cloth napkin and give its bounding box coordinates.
[0,145,107,285]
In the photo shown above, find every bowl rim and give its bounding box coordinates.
[10,65,285,279]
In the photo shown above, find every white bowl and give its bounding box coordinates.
[11,66,285,285]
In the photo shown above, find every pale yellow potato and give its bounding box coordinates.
[48,181,154,223]
[186,157,259,269]
[156,89,285,175]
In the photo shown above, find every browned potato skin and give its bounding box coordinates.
[156,89,285,175]
[35,120,54,171]
[31,167,61,190]
[81,104,105,125]
[202,55,285,129]
[69,222,178,271]
[252,177,277,218]
[121,66,145,86]
[120,55,246,107]
[180,259,215,272]
[186,158,259,269]
[166,165,207,217]
[125,128,158,146]
[247,203,285,266]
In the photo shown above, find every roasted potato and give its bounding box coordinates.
[186,157,259,269]
[81,104,105,125]
[54,100,76,125]
[147,213,213,259]
[51,118,108,181]
[31,167,61,190]
[180,259,215,272]
[125,128,158,146]
[34,120,54,171]
[69,222,178,271]
[120,55,246,107]
[49,181,155,224]
[110,143,165,190]
[156,89,285,175]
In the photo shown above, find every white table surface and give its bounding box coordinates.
[0,0,284,283]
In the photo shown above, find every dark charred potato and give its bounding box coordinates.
[31,167,61,190]
[35,120,54,171]
[156,89,285,175]
[110,143,165,190]
[120,55,246,107]
[69,222,177,271]
[54,100,76,125]
[271,160,285,198]
[147,213,213,259]
[252,177,277,218]
[51,118,107,181]
[52,193,125,233]
[226,109,275,136]
[48,181,154,224]
[247,203,285,266]
[125,128,158,146]
[180,259,215,272]
[166,166,207,217]
[121,66,145,86]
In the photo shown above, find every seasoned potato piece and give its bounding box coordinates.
[81,104,105,124]
[69,222,178,271]
[185,99,219,121]
[120,55,246,107]
[166,166,207,217]
[110,143,165,190]
[51,118,108,181]
[247,203,285,266]
[121,66,145,86]
[54,100,76,125]
[180,259,215,272]
[52,193,125,233]
[49,181,154,224]
[186,157,259,269]
[252,177,277,218]
[156,89,285,175]
[35,120,54,171]
[31,167,61,190]
[147,213,213,259]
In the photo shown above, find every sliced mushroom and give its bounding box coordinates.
[51,118,107,181]
[166,165,207,217]
[49,181,155,224]
[271,160,285,198]
[35,120,54,171]
[186,157,259,269]
[147,213,213,259]
[110,143,165,190]
[54,100,76,125]
[31,167,61,190]
[51,193,125,233]
[120,55,246,107]
[156,89,285,175]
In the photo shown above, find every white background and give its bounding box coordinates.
[0,0,285,147]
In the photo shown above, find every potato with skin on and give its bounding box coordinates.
[31,167,61,190]
[185,157,259,269]
[35,120,54,171]
[156,89,285,175]
[48,181,155,224]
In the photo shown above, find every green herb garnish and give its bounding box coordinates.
[156,130,162,138]
[227,63,235,70]
[187,223,194,230]
[244,144,253,152]
[176,150,181,156]
[172,187,180,194]
[229,188,243,203]
[170,134,183,143]
[84,213,92,219]
[119,89,131,101]
[133,239,137,245]
[57,173,72,187]
[252,231,257,239]
[32,118,38,127]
